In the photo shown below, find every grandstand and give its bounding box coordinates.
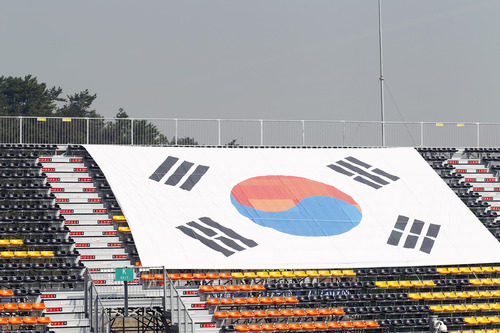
[1,136,500,333]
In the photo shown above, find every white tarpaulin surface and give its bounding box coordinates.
[84,146,500,269]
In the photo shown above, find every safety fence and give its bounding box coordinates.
[2,116,500,147]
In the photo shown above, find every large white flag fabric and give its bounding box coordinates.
[84,145,500,269]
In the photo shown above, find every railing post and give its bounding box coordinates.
[420,122,424,147]
[94,295,99,332]
[260,120,263,146]
[101,308,105,333]
[131,119,134,145]
[89,286,93,332]
[476,122,480,148]
[301,120,305,146]
[162,266,167,311]
[184,306,188,333]
[169,276,174,323]
[86,118,90,144]
[84,273,89,317]
[19,116,23,144]
[217,119,221,146]
[175,119,178,145]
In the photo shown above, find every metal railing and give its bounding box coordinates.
[84,270,111,333]
[2,116,500,147]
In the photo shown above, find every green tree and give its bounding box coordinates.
[56,89,98,117]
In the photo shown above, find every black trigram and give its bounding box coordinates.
[327,156,399,189]
[387,215,441,254]
[177,217,258,257]
[149,156,209,191]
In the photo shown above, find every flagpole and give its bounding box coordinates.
[378,0,386,147]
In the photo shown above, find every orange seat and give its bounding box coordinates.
[18,303,32,311]
[289,323,302,330]
[227,285,240,292]
[234,298,247,305]
[239,285,252,291]
[340,321,354,328]
[314,322,328,329]
[154,274,164,280]
[206,273,220,279]
[180,273,193,280]
[332,308,345,315]
[259,297,273,304]
[168,274,181,280]
[200,286,214,292]
[252,284,266,291]
[249,325,262,331]
[366,320,380,328]
[0,318,7,325]
[241,311,255,318]
[0,304,3,311]
[318,308,332,315]
[4,303,18,311]
[247,297,259,304]
[214,311,228,318]
[207,298,220,305]
[327,322,342,329]
[141,274,154,280]
[0,290,14,297]
[268,310,281,317]
[280,309,293,317]
[285,296,299,303]
[221,298,234,305]
[235,325,249,332]
[213,286,226,292]
[255,310,268,317]
[276,323,289,331]
[193,273,206,279]
[306,309,320,316]
[228,311,241,318]
[37,316,51,324]
[272,297,285,303]
[9,317,22,325]
[302,322,315,330]
[23,317,37,324]
[293,309,306,316]
[219,272,232,279]
[32,303,46,310]
[353,321,367,328]
[262,324,275,331]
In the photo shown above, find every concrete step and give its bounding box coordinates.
[39,156,84,163]
[59,203,105,210]
[84,261,132,269]
[70,230,118,237]
[46,172,91,178]
[41,290,85,300]
[51,182,95,189]
[48,318,90,330]
[54,192,99,199]
[67,225,115,232]
[60,207,108,214]
[51,186,97,193]
[79,252,129,262]
[78,248,126,255]
[42,164,87,172]
[55,197,103,204]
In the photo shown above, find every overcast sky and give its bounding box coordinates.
[1,0,499,122]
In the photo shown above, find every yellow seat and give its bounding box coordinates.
[460,267,473,274]
[388,281,400,288]
[231,272,244,278]
[481,279,494,285]
[113,215,126,221]
[479,291,492,298]
[41,251,54,257]
[488,316,500,323]
[477,304,490,310]
[306,270,319,277]
[436,267,449,274]
[470,279,483,285]
[330,270,343,276]
[487,330,499,333]
[493,267,500,272]
[471,267,482,273]
[9,239,23,245]
[454,304,467,311]
[269,271,282,278]
[243,272,257,278]
[27,251,41,257]
[430,305,443,312]
[318,270,330,277]
[408,293,422,300]
[456,292,469,298]
[423,280,436,287]
[118,226,131,232]
[482,267,494,273]
[468,291,481,298]
[444,292,457,299]
[467,304,479,311]
[293,271,307,277]
[412,280,424,287]
[281,271,294,278]
[420,292,433,299]
[464,317,478,324]
[477,316,491,324]
[442,305,454,311]
[432,292,445,299]
[448,267,460,274]
[1,251,14,257]
[400,280,412,288]
[14,251,27,257]
[256,271,269,278]
[375,281,388,288]
[0,240,9,246]
[491,291,500,297]
[490,304,500,310]
[493,279,500,285]
[342,269,356,276]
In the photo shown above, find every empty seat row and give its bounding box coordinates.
[0,303,46,311]
[0,240,23,246]
[208,297,299,305]
[214,308,345,319]
[226,321,380,331]
[201,285,266,292]
[431,304,500,312]
[375,280,436,288]
[409,291,500,300]
[471,279,500,286]
[0,317,51,325]
[0,251,55,258]
[464,316,500,324]
[438,267,500,274]
[167,270,356,280]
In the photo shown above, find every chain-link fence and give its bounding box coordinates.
[2,116,499,147]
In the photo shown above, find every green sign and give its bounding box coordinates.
[115,268,134,281]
